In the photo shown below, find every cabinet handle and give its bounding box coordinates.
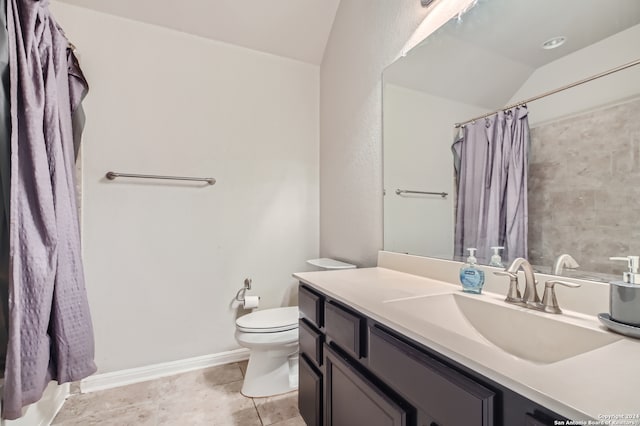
[525,412,551,425]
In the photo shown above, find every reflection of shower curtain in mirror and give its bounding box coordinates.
[452,106,530,264]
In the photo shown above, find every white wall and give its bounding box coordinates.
[52,2,319,373]
[383,84,486,258]
[320,0,475,267]
[509,23,640,126]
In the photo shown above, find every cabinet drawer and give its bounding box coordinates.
[299,319,323,367]
[299,285,323,328]
[325,344,407,426]
[369,325,494,426]
[299,354,322,426]
[325,300,365,359]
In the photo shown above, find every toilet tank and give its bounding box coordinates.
[306,258,356,270]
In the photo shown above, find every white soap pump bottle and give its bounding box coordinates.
[489,246,504,267]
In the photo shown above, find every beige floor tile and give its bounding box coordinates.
[53,380,160,423]
[155,363,244,398]
[158,405,261,426]
[254,391,299,425]
[54,401,157,426]
[54,363,302,426]
[269,415,307,426]
[158,380,258,425]
[238,360,249,378]
[221,406,263,426]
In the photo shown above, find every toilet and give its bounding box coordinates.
[235,258,355,398]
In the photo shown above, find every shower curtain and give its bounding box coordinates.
[452,106,530,264]
[0,0,10,376]
[1,0,96,419]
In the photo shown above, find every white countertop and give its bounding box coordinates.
[293,267,640,423]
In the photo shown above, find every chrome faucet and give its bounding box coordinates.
[553,254,579,275]
[505,257,540,306]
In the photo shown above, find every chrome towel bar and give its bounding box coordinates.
[395,189,447,198]
[106,171,216,185]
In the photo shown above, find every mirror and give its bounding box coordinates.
[383,0,640,281]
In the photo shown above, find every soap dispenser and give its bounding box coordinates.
[489,246,504,268]
[460,248,485,294]
[608,256,640,326]
[609,256,640,284]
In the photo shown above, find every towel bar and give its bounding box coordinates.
[105,171,216,185]
[395,189,447,198]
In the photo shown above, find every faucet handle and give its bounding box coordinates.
[541,280,581,314]
[493,271,516,279]
[493,271,522,303]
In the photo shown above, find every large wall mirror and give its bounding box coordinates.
[383,0,640,281]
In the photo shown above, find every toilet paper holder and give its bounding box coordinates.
[235,278,252,302]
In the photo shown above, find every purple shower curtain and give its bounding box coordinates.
[3,0,96,419]
[452,106,530,264]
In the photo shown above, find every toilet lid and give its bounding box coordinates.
[236,306,299,333]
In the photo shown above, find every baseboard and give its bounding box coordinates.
[80,348,250,394]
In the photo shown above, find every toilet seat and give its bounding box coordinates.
[236,306,299,333]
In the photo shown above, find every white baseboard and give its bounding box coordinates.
[80,348,250,394]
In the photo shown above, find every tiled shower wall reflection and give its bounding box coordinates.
[528,97,640,277]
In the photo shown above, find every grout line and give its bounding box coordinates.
[236,361,264,425]
[252,396,265,426]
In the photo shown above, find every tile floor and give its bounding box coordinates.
[52,361,305,426]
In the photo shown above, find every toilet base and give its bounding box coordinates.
[241,347,299,398]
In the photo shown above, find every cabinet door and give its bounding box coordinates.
[325,344,408,426]
[325,300,366,359]
[369,325,494,426]
[299,354,322,426]
[300,319,323,367]
[299,285,324,328]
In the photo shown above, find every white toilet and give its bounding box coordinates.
[234,258,355,398]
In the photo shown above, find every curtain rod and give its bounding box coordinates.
[454,57,640,128]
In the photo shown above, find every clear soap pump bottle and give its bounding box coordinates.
[489,246,504,267]
[460,248,485,294]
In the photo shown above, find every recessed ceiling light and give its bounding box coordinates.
[542,36,567,50]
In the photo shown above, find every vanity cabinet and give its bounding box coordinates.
[325,343,408,426]
[324,300,366,359]
[298,283,569,426]
[368,325,494,426]
[299,354,323,426]
[298,285,325,426]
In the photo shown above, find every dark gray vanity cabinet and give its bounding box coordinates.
[299,354,323,426]
[368,325,494,426]
[297,283,567,426]
[298,285,325,426]
[325,343,409,426]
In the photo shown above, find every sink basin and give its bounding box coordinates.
[384,293,621,364]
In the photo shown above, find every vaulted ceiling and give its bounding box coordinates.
[55,0,342,65]
[385,0,640,109]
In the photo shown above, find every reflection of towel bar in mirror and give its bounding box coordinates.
[395,189,448,198]
[106,171,216,185]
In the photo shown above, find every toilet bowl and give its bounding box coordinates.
[235,258,355,397]
[235,306,299,397]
